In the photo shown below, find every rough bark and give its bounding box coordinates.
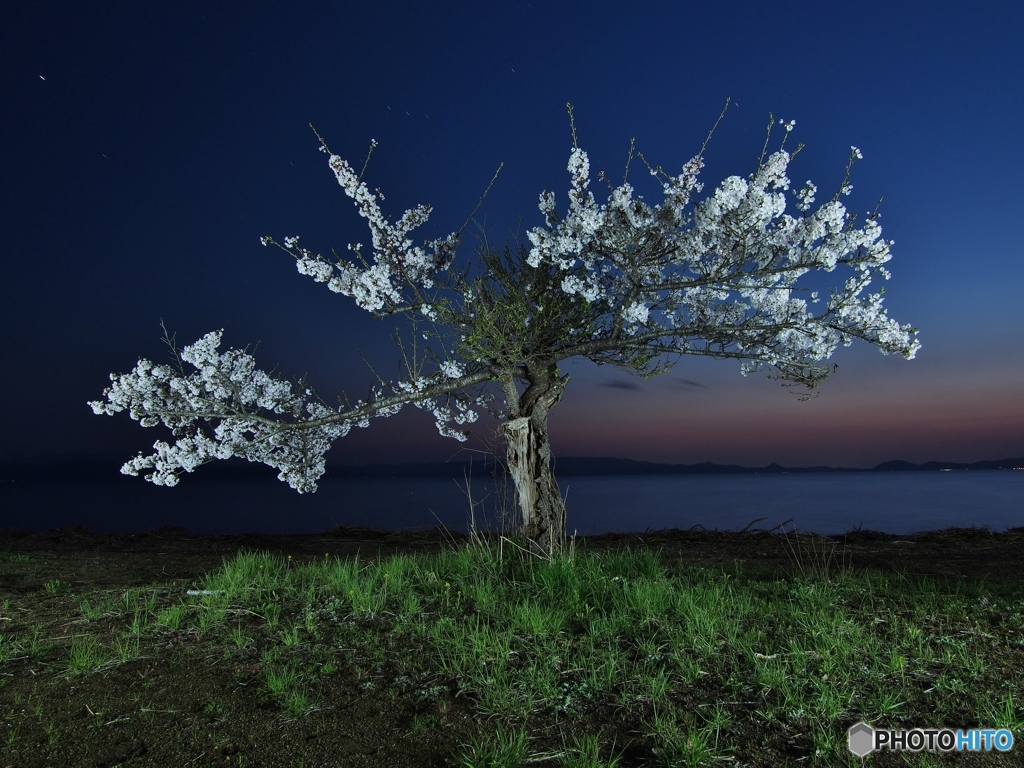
[501,369,569,559]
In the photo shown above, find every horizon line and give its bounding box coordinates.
[4,454,1024,472]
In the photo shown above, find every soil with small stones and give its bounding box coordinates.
[1,523,1022,768]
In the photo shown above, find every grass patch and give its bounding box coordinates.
[1,526,1022,765]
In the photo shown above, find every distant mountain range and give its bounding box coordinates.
[2,455,1022,483]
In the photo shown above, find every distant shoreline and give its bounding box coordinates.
[2,456,1023,483]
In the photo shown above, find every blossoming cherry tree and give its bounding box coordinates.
[91,108,920,558]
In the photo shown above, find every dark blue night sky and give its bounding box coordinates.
[3,1,1022,471]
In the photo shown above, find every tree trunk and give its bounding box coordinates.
[501,368,569,559]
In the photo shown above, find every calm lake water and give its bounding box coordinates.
[3,471,1023,537]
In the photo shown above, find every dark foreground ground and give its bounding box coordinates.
[1,523,1022,768]
[3,522,1023,591]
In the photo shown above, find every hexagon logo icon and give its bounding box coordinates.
[848,721,875,756]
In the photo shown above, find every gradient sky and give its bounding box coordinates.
[3,1,1022,471]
